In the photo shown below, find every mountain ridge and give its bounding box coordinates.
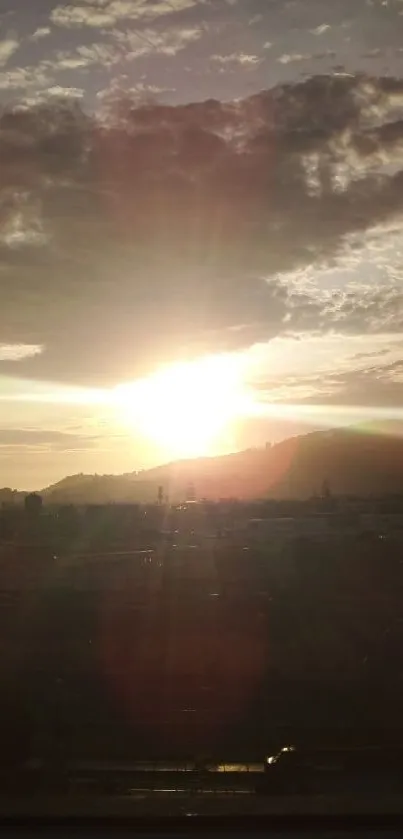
[37,422,403,502]
[3,421,403,504]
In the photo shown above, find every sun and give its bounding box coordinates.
[112,354,252,459]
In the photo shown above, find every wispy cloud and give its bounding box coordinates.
[47,85,84,99]
[0,344,43,361]
[0,428,99,451]
[0,62,50,90]
[48,25,203,74]
[110,25,203,57]
[50,0,197,29]
[310,24,330,36]
[0,36,19,66]
[97,80,175,103]
[278,53,313,64]
[30,26,51,41]
[51,4,119,28]
[249,14,263,25]
[73,41,121,66]
[211,52,262,66]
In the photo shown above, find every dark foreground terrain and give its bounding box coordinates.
[1,496,403,772]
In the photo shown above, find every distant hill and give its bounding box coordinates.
[40,472,158,505]
[19,422,403,504]
[3,423,403,504]
[139,423,403,501]
[263,423,403,499]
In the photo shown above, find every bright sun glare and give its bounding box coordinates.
[113,354,252,459]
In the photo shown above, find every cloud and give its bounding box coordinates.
[0,62,50,90]
[310,24,330,35]
[0,36,19,66]
[111,25,203,57]
[51,4,121,28]
[1,74,403,387]
[278,53,313,64]
[47,86,84,99]
[249,14,263,25]
[53,51,96,70]
[96,80,175,103]
[50,0,197,29]
[0,24,204,95]
[351,348,393,361]
[249,332,403,411]
[265,281,403,341]
[11,86,85,110]
[0,428,99,451]
[48,26,203,74]
[30,26,51,41]
[211,52,262,66]
[75,41,122,65]
[0,344,43,361]
[280,362,403,410]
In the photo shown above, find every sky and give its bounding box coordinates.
[2,0,403,488]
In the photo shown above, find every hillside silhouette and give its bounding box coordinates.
[17,422,403,503]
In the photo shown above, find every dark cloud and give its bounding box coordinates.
[1,74,403,385]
